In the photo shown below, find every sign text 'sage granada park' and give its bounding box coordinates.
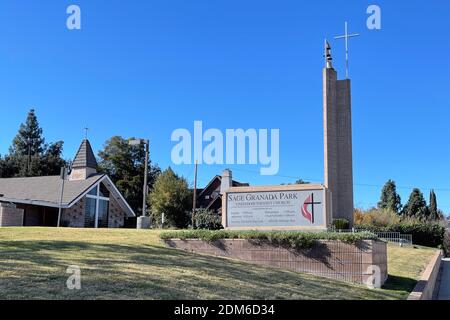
[222,185,332,230]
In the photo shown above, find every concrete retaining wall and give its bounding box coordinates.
[0,203,24,227]
[164,239,388,286]
[408,250,443,300]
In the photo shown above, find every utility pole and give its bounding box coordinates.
[57,167,67,227]
[192,160,198,229]
[129,138,150,217]
[142,139,149,217]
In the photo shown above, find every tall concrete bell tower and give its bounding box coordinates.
[323,40,354,225]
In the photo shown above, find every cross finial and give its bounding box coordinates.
[334,21,360,78]
[84,127,89,140]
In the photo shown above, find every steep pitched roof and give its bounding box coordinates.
[0,174,135,217]
[0,174,104,207]
[72,139,98,169]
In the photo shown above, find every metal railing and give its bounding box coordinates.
[329,228,413,246]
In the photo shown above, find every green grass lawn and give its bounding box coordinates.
[0,227,437,300]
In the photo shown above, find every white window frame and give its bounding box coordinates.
[86,183,110,228]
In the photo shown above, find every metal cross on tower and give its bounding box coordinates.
[84,127,89,140]
[334,22,360,79]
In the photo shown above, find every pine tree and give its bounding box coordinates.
[7,110,66,177]
[377,180,402,213]
[403,188,429,218]
[10,109,45,156]
[429,189,439,220]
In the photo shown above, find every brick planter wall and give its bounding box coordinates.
[164,239,388,286]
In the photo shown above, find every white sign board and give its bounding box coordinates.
[223,186,329,230]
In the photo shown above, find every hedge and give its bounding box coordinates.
[355,222,446,248]
[160,230,379,250]
[193,209,223,230]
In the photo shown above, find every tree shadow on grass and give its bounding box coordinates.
[382,275,417,294]
[0,240,403,300]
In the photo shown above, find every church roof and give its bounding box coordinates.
[0,174,104,207]
[0,174,135,216]
[72,139,98,169]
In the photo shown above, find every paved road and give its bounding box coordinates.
[437,258,450,300]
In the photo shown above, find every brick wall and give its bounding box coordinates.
[108,197,125,228]
[61,198,85,227]
[408,250,442,300]
[61,196,125,228]
[164,239,388,286]
[0,203,24,227]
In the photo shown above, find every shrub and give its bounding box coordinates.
[354,208,365,225]
[332,218,350,230]
[160,230,379,250]
[354,208,400,228]
[193,209,223,230]
[353,207,445,247]
[443,231,450,257]
[356,221,445,248]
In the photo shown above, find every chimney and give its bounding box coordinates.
[220,169,232,194]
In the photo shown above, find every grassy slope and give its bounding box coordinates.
[384,244,437,295]
[0,228,436,300]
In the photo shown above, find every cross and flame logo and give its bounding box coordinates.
[301,193,322,224]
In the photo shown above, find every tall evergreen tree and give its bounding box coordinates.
[429,189,439,220]
[402,188,429,218]
[6,109,66,177]
[10,109,45,156]
[377,179,402,213]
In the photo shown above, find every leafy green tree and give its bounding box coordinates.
[40,141,66,176]
[402,188,429,219]
[0,155,18,178]
[98,136,160,215]
[377,180,402,213]
[429,189,439,221]
[149,167,192,228]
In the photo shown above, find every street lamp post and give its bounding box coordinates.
[129,138,150,217]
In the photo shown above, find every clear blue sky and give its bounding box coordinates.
[0,1,449,212]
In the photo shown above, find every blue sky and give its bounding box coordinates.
[0,1,449,212]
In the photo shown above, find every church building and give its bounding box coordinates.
[0,139,135,228]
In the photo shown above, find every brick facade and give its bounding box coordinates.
[61,196,125,228]
[61,197,86,227]
[108,196,125,228]
[0,203,24,227]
